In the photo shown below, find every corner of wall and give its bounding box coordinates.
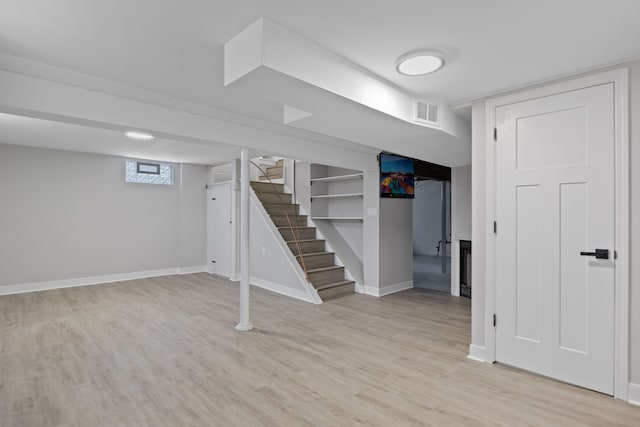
[470,100,487,350]
[467,344,487,363]
[628,382,640,406]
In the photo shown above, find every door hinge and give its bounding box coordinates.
[493,314,497,327]
[614,250,618,260]
[493,221,497,234]
[494,127,497,141]
[211,197,216,200]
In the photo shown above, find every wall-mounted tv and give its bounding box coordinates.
[379,152,415,198]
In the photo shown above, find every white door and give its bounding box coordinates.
[207,186,231,278]
[495,83,615,394]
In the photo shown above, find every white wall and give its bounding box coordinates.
[0,144,207,289]
[630,61,640,386]
[379,198,413,291]
[471,60,640,386]
[179,163,207,268]
[291,160,311,213]
[451,166,472,239]
[470,102,487,347]
[363,169,381,292]
[207,163,233,184]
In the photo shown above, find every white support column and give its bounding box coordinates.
[235,148,253,331]
[230,159,241,281]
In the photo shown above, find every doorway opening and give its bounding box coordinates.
[412,159,452,294]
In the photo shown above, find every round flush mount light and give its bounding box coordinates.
[396,50,445,76]
[125,131,155,141]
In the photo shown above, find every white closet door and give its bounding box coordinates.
[495,83,615,394]
[207,186,231,278]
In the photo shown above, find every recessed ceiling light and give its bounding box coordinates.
[396,50,445,76]
[125,131,155,141]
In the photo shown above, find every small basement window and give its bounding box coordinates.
[137,162,160,175]
[126,159,174,185]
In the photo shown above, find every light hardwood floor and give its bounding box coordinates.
[0,273,638,426]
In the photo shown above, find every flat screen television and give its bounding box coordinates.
[379,152,415,198]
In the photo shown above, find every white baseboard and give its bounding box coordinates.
[177,265,208,275]
[364,280,414,297]
[0,268,188,296]
[467,344,487,363]
[229,273,240,282]
[628,382,640,406]
[250,276,318,304]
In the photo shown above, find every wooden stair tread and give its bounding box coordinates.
[296,251,334,258]
[287,239,324,244]
[263,203,299,207]
[256,192,291,196]
[256,196,292,202]
[313,280,355,291]
[250,182,284,192]
[306,265,343,274]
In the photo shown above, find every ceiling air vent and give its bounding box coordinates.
[414,100,441,128]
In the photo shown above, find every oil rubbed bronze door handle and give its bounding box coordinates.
[580,249,609,259]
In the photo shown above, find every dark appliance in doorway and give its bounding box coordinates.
[460,240,472,298]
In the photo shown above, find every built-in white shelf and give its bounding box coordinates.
[310,173,363,183]
[311,193,363,200]
[310,168,364,222]
[311,217,364,221]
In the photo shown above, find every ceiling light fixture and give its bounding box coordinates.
[396,50,445,76]
[125,131,155,141]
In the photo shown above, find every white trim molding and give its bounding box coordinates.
[0,267,204,296]
[250,277,320,304]
[628,383,640,406]
[364,280,413,297]
[483,68,629,399]
[467,344,487,363]
[177,265,208,275]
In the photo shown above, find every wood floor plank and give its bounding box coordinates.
[0,273,638,426]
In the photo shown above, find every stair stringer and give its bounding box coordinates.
[249,189,322,304]
[288,188,364,294]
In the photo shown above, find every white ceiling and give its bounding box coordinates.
[0,0,639,163]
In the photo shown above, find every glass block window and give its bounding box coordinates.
[126,160,174,185]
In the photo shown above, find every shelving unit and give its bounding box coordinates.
[311,193,363,200]
[310,173,363,183]
[310,167,364,221]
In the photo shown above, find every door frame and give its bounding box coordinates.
[484,68,629,399]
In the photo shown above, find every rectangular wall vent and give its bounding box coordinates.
[414,100,441,128]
